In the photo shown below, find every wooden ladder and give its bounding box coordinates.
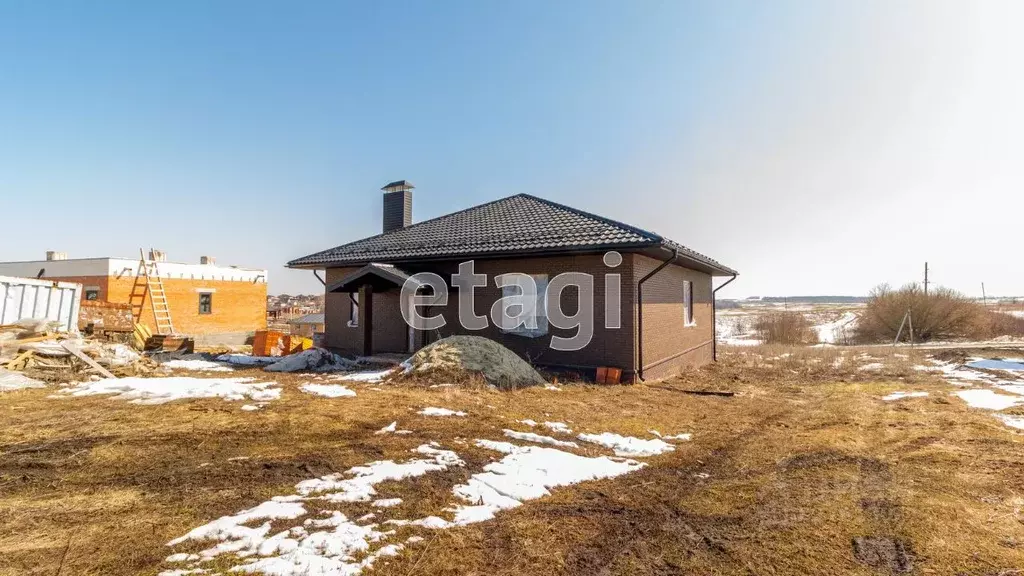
[136,248,175,335]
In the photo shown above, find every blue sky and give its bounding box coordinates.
[2,1,1021,297]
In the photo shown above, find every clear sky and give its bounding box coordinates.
[1,1,1021,298]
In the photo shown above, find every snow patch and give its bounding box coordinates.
[542,421,572,434]
[418,407,466,417]
[0,368,45,391]
[954,389,1024,411]
[300,383,357,398]
[58,376,280,404]
[577,432,675,457]
[338,369,395,383]
[503,429,579,449]
[160,359,232,372]
[448,440,644,524]
[882,391,929,401]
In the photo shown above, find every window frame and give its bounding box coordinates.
[198,292,213,315]
[683,280,695,326]
[501,273,549,338]
[84,289,100,301]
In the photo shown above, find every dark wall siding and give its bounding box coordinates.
[322,252,716,378]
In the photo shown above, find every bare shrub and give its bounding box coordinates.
[755,312,818,345]
[980,309,1024,339]
[854,283,1023,343]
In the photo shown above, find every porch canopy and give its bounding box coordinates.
[326,263,424,356]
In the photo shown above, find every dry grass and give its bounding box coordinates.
[754,312,818,345]
[2,354,1024,576]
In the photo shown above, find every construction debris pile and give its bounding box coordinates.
[0,318,162,385]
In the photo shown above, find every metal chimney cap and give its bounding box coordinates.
[381,180,415,193]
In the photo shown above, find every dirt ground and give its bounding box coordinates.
[1,347,1023,575]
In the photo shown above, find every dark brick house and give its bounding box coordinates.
[288,181,737,381]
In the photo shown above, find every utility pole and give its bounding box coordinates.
[982,282,987,306]
[923,262,929,296]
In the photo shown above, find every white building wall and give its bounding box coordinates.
[0,258,267,283]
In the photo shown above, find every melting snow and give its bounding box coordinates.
[813,312,858,344]
[998,415,1024,430]
[419,407,466,417]
[517,419,538,427]
[503,429,579,448]
[296,445,464,502]
[577,432,675,457]
[160,359,232,372]
[58,376,280,405]
[966,359,1024,371]
[650,430,693,441]
[882,391,929,401]
[0,368,45,391]
[954,389,1024,411]
[542,421,572,434]
[372,498,402,508]
[161,444,464,576]
[339,369,395,383]
[300,383,357,398]
[448,440,644,525]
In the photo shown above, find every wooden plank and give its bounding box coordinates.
[60,341,116,379]
[6,350,34,370]
[1,334,55,347]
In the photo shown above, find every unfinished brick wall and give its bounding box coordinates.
[38,274,267,336]
[632,254,714,380]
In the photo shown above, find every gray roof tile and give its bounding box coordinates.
[288,194,735,275]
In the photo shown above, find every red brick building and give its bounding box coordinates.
[0,252,267,343]
[288,181,736,381]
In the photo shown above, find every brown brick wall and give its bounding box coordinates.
[632,254,714,380]
[41,274,267,336]
[322,254,636,370]
[320,252,716,379]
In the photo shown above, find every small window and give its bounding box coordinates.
[347,292,359,327]
[199,293,213,315]
[84,289,99,301]
[502,274,549,338]
[683,280,694,326]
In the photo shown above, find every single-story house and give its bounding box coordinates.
[287,313,325,338]
[287,181,737,381]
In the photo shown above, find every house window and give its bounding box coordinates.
[347,292,359,327]
[501,274,549,338]
[84,290,99,301]
[683,280,694,326]
[198,293,213,315]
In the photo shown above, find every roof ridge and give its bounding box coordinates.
[515,194,664,243]
[287,194,522,267]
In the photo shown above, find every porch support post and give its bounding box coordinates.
[360,284,373,356]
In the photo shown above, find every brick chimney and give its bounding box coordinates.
[381,180,413,233]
